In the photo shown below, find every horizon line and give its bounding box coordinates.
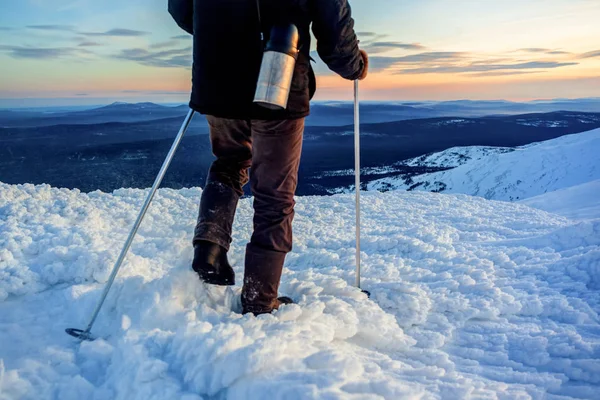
[2,97,600,110]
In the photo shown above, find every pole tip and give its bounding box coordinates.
[66,328,95,341]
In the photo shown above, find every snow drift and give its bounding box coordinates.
[1,182,599,399]
[520,180,600,221]
[368,128,600,201]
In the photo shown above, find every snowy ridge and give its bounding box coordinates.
[368,128,600,201]
[402,146,514,168]
[1,183,599,399]
[315,147,511,182]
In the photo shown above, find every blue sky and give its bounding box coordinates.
[0,0,599,107]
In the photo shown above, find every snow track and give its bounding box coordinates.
[1,184,599,399]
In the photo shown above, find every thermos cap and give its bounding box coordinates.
[265,24,299,59]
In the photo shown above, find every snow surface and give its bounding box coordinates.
[315,147,511,184]
[401,146,514,169]
[520,180,600,221]
[1,183,599,399]
[367,129,600,202]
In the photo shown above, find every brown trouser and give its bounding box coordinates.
[194,115,304,313]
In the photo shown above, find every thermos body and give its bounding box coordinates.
[254,51,297,110]
[254,24,300,110]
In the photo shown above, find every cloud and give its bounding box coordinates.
[310,51,467,74]
[311,38,582,78]
[81,28,149,37]
[468,71,539,78]
[149,40,180,50]
[395,61,578,75]
[0,44,94,60]
[364,41,426,54]
[27,24,75,31]
[23,25,150,38]
[393,52,466,63]
[113,46,192,68]
[355,32,378,38]
[78,41,102,47]
[368,52,467,71]
[0,46,78,59]
[518,48,550,53]
[518,48,572,56]
[171,35,191,40]
[579,50,600,59]
[0,27,15,31]
[469,58,513,65]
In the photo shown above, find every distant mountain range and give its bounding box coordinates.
[2,98,600,128]
[0,102,196,128]
[1,106,599,195]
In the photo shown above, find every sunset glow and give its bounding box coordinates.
[0,0,599,107]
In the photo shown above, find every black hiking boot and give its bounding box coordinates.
[192,241,235,286]
[242,296,295,316]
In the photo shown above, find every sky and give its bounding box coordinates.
[0,0,599,107]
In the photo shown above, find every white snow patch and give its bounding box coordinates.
[368,128,600,202]
[0,183,599,399]
[521,180,600,221]
[402,146,513,169]
[317,146,510,181]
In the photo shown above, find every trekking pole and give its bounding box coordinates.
[354,80,363,290]
[66,109,195,341]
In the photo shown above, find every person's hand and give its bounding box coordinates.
[358,49,369,80]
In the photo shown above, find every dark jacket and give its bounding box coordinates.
[169,0,364,120]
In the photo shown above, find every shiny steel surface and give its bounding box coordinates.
[254,51,296,109]
[354,80,362,289]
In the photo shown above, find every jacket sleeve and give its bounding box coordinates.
[168,0,194,35]
[310,0,364,80]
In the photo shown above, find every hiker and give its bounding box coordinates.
[168,0,369,315]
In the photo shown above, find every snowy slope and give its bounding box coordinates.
[1,183,600,399]
[402,146,514,168]
[521,180,600,221]
[367,128,600,201]
[317,146,512,181]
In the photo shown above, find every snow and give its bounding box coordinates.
[401,146,514,169]
[368,128,600,201]
[316,147,511,183]
[515,119,569,128]
[1,182,599,399]
[520,180,600,221]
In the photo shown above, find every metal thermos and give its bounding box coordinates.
[254,24,299,110]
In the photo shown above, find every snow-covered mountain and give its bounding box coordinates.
[520,180,600,221]
[1,182,599,399]
[366,128,600,201]
[401,145,514,168]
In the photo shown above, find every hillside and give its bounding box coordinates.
[366,128,600,201]
[1,183,598,399]
[2,111,599,195]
